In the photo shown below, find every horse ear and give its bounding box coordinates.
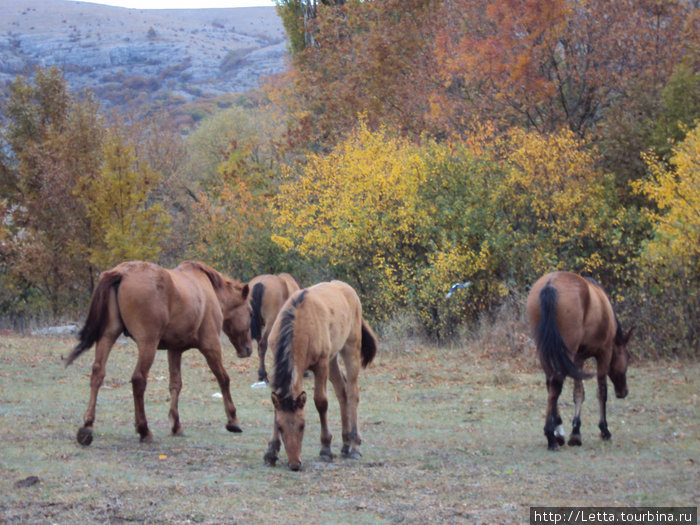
[296,391,307,410]
[271,392,282,410]
[241,284,250,300]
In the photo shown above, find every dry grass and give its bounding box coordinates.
[0,332,698,524]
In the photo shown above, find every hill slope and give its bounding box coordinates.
[0,0,288,111]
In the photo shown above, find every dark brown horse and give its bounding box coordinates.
[526,271,633,450]
[263,280,378,471]
[248,273,301,382]
[65,261,251,445]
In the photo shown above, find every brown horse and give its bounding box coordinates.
[263,280,378,471]
[65,261,251,446]
[526,271,633,450]
[248,273,301,382]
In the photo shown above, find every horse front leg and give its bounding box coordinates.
[167,349,184,436]
[264,418,281,466]
[544,375,565,450]
[78,333,118,446]
[200,343,242,433]
[313,363,333,461]
[131,340,157,442]
[568,378,585,446]
[597,374,612,440]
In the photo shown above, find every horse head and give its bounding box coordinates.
[271,391,307,471]
[610,326,634,399]
[220,281,252,358]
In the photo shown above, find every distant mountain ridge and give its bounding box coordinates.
[0,0,288,113]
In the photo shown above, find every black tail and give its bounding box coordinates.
[536,284,591,380]
[65,270,123,367]
[360,319,377,368]
[250,282,265,341]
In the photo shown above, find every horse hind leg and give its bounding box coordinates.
[78,331,119,446]
[257,331,269,382]
[131,340,157,442]
[544,376,565,450]
[167,349,184,436]
[340,345,363,459]
[597,374,612,440]
[568,378,585,446]
[328,355,350,456]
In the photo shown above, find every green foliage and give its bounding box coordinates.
[275,1,306,55]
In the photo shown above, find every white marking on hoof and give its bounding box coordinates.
[555,425,565,438]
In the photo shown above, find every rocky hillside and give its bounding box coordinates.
[0,0,288,114]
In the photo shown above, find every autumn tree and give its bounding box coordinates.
[432,0,690,136]
[78,130,171,272]
[268,0,442,150]
[625,124,700,356]
[186,110,286,280]
[273,121,432,319]
[0,68,104,314]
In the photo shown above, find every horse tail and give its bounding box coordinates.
[250,282,265,341]
[271,290,307,400]
[360,319,377,368]
[65,270,123,367]
[536,284,591,380]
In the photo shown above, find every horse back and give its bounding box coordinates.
[303,281,363,353]
[117,262,214,348]
[527,271,616,359]
[251,273,302,329]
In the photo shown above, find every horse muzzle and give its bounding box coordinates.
[288,460,303,472]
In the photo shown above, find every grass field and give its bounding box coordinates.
[0,333,697,524]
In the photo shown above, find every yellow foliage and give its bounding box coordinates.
[637,124,700,267]
[79,132,170,271]
[274,121,428,318]
[496,127,617,277]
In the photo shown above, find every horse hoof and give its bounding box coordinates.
[226,422,243,433]
[556,435,565,446]
[601,431,612,441]
[342,449,362,460]
[568,435,582,446]
[319,451,334,462]
[264,452,278,467]
[139,432,154,443]
[547,442,561,451]
[77,427,93,446]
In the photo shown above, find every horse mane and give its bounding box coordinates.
[250,282,265,341]
[271,290,307,408]
[613,312,627,346]
[179,261,224,289]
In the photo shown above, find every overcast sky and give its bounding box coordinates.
[81,0,276,8]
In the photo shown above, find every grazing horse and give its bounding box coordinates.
[65,261,252,445]
[263,280,378,471]
[526,271,633,450]
[248,273,301,382]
